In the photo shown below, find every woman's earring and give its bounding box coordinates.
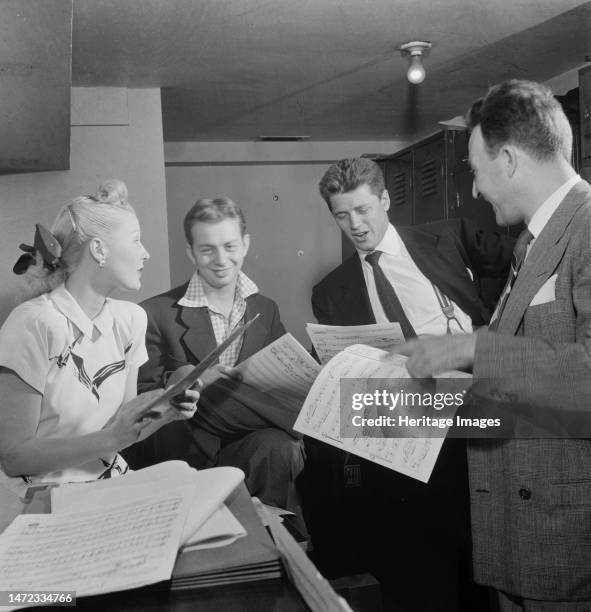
[99,259,106,269]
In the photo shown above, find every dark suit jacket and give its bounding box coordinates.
[126,284,298,468]
[310,217,513,496]
[138,283,285,390]
[312,217,513,330]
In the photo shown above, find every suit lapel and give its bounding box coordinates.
[339,256,376,324]
[499,183,589,335]
[398,227,483,321]
[238,298,269,361]
[179,305,217,362]
[179,294,267,364]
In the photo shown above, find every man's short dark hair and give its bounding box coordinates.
[467,79,572,161]
[318,158,386,210]
[183,196,246,245]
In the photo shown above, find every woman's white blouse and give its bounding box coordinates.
[0,285,148,492]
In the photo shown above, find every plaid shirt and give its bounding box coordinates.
[178,271,259,366]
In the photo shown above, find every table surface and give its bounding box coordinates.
[24,578,309,612]
[8,486,310,612]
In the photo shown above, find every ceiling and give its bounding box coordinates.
[72,0,591,142]
[0,0,72,172]
[1,0,590,174]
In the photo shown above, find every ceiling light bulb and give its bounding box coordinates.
[407,54,425,84]
[399,41,432,85]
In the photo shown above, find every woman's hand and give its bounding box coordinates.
[103,388,169,448]
[104,386,200,448]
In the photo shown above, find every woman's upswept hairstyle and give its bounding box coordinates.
[21,179,135,298]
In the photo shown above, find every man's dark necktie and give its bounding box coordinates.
[489,228,534,331]
[365,250,416,339]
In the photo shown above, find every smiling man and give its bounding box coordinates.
[399,80,591,611]
[126,197,305,520]
[305,157,514,611]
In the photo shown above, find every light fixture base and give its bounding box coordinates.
[399,41,432,57]
[399,41,432,84]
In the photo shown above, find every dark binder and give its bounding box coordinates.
[171,483,282,590]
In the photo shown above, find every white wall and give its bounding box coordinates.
[164,141,406,345]
[0,87,170,325]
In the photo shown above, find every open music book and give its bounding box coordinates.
[0,462,244,608]
[51,461,246,549]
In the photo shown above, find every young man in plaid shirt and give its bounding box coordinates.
[126,197,304,519]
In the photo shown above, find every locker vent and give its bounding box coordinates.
[420,159,438,198]
[391,171,407,207]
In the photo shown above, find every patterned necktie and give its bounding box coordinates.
[489,228,534,331]
[365,251,416,339]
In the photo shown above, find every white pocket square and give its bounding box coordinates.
[530,274,557,306]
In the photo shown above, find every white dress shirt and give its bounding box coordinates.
[526,174,581,258]
[359,224,472,336]
[489,174,580,326]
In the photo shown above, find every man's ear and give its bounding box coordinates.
[381,189,391,213]
[501,144,518,178]
[89,237,107,264]
[185,244,196,266]
[242,233,251,256]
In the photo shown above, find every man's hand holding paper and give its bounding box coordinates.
[393,333,477,377]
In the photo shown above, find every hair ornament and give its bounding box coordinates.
[13,224,62,275]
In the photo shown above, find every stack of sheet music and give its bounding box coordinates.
[0,461,247,608]
[171,484,282,589]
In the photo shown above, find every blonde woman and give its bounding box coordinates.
[0,180,198,521]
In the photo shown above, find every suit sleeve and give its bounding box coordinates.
[267,300,286,343]
[137,303,169,393]
[311,284,332,325]
[309,285,333,362]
